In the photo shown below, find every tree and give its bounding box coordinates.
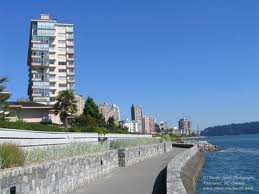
[83,96,105,127]
[0,77,10,120]
[53,90,77,128]
[106,117,116,130]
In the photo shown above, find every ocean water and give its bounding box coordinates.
[196,134,259,194]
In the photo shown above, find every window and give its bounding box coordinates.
[68,68,74,72]
[31,58,48,65]
[50,83,55,87]
[33,89,50,96]
[58,47,66,52]
[49,75,55,79]
[68,76,74,80]
[59,84,67,87]
[49,60,55,64]
[58,40,66,44]
[31,50,48,57]
[58,54,66,61]
[58,33,65,38]
[59,76,66,81]
[49,68,55,72]
[66,26,73,32]
[37,29,55,36]
[66,41,73,46]
[32,82,49,88]
[66,33,74,39]
[59,62,66,65]
[32,44,49,49]
[32,73,49,81]
[58,69,67,73]
[37,22,55,29]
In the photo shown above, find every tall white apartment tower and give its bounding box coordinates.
[27,14,75,104]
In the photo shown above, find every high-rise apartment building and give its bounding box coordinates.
[27,14,75,104]
[143,116,155,134]
[131,104,143,133]
[98,103,120,124]
[178,118,192,135]
[160,121,169,132]
[74,94,85,116]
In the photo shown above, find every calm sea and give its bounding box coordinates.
[196,134,259,194]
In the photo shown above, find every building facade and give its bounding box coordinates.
[98,103,120,124]
[119,119,138,133]
[27,14,75,104]
[142,116,155,134]
[74,94,85,116]
[178,118,192,135]
[159,121,169,132]
[1,101,52,123]
[131,104,143,133]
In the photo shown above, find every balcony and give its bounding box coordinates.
[49,47,55,53]
[67,79,75,83]
[66,34,74,40]
[67,57,74,61]
[67,48,74,54]
[31,62,49,67]
[67,71,75,75]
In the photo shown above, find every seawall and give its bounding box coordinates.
[0,142,173,194]
[167,144,204,194]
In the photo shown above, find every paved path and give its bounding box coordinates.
[73,147,186,194]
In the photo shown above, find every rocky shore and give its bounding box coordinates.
[194,140,220,152]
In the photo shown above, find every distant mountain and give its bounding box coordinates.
[200,121,259,136]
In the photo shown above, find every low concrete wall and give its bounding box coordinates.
[0,150,118,194]
[166,145,203,194]
[118,142,173,167]
[0,128,153,148]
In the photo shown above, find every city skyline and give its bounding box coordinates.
[1,0,259,129]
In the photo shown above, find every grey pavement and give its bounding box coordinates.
[73,147,186,194]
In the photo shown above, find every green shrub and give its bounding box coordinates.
[0,120,64,132]
[160,134,182,142]
[0,143,26,169]
[110,137,161,149]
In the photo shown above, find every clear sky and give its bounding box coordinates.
[1,0,259,130]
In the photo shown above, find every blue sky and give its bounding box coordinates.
[1,0,259,130]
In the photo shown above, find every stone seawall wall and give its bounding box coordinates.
[0,150,118,194]
[118,142,173,167]
[166,145,203,194]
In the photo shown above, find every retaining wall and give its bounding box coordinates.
[0,150,118,194]
[118,142,173,167]
[166,145,203,194]
[0,128,152,148]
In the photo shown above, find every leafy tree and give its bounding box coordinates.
[53,90,77,128]
[0,77,10,120]
[106,116,117,130]
[73,114,97,127]
[82,96,105,127]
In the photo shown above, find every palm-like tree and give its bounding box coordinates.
[53,90,77,128]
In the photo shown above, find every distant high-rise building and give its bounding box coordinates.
[27,14,75,104]
[131,104,143,133]
[119,118,138,133]
[74,94,85,116]
[159,121,169,132]
[143,116,155,134]
[178,118,192,135]
[98,103,120,124]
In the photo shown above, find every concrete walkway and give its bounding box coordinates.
[73,147,186,194]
